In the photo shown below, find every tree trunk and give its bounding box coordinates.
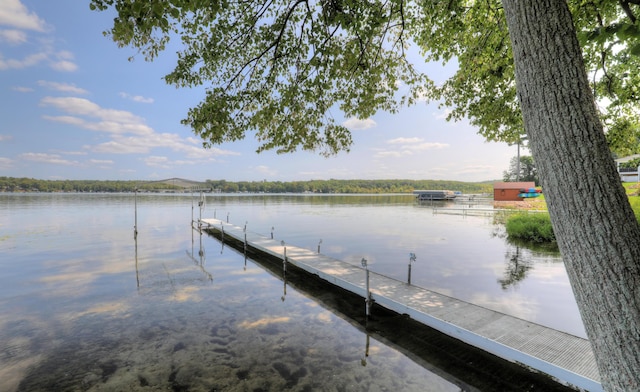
[502,0,640,390]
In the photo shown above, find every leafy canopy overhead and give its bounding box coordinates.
[90,0,640,154]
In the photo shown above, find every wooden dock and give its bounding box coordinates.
[200,218,601,392]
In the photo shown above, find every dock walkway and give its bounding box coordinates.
[200,218,601,392]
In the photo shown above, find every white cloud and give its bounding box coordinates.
[91,139,150,154]
[44,115,155,136]
[41,96,153,135]
[90,133,241,160]
[435,108,453,120]
[119,92,154,104]
[0,50,77,71]
[19,152,80,166]
[0,4,77,73]
[0,0,47,31]
[387,137,423,144]
[374,150,404,158]
[0,134,14,141]
[172,140,240,159]
[387,137,448,151]
[89,159,113,165]
[51,149,88,156]
[0,29,27,44]
[50,59,77,72]
[55,50,74,60]
[38,80,88,94]
[142,156,196,169]
[47,51,79,73]
[373,137,449,159]
[42,115,84,126]
[343,118,376,130]
[456,164,498,176]
[41,97,141,123]
[185,136,201,145]
[143,156,171,168]
[0,51,48,70]
[254,165,277,176]
[0,157,13,170]
[12,86,32,92]
[406,142,449,151]
[41,96,241,164]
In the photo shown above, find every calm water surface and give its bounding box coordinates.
[0,193,584,391]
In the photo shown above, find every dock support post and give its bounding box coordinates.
[243,222,247,254]
[366,269,370,317]
[134,187,138,239]
[408,253,417,285]
[361,258,371,318]
[227,212,230,223]
[317,239,322,253]
[271,226,274,239]
[198,191,204,230]
[281,241,287,273]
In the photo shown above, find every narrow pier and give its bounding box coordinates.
[200,218,601,392]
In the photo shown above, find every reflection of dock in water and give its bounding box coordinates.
[201,218,601,392]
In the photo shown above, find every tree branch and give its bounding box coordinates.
[620,0,637,24]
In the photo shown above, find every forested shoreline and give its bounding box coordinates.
[0,176,493,194]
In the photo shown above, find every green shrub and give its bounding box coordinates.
[505,195,640,246]
[505,213,556,244]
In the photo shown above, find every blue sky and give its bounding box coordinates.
[0,0,521,183]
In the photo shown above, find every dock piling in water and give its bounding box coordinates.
[281,241,287,273]
[361,258,371,319]
[243,222,248,253]
[408,252,417,285]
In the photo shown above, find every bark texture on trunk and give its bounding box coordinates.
[502,0,640,390]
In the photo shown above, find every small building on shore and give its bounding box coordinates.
[615,154,640,182]
[493,182,536,201]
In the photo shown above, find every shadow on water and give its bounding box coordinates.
[206,229,576,392]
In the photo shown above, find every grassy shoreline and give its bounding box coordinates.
[503,183,640,245]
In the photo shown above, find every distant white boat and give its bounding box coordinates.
[413,190,457,201]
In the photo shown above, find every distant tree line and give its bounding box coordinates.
[0,177,493,194]
[203,179,493,194]
[0,177,182,193]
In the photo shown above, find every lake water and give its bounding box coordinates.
[0,193,584,391]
